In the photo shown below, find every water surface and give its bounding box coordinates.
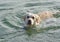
[0,0,60,42]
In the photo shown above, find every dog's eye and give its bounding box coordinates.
[32,17,34,19]
[27,16,29,18]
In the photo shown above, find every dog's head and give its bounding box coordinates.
[23,13,41,27]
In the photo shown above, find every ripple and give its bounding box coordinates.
[0,8,14,11]
[24,2,54,7]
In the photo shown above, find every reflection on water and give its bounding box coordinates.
[24,26,60,36]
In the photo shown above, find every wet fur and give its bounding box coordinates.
[23,11,55,27]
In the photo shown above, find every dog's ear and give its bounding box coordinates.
[36,15,41,24]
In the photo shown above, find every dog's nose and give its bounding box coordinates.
[28,20,31,25]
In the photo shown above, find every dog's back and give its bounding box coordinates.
[38,11,54,20]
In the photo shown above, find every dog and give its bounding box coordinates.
[23,11,55,27]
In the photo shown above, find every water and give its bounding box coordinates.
[0,0,60,42]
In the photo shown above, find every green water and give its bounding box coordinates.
[0,0,60,42]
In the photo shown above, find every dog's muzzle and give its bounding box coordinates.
[27,20,31,25]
